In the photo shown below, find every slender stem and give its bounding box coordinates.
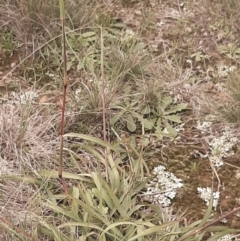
[58,16,68,178]
[100,27,109,181]
[58,84,67,178]
[58,4,70,203]
[100,28,107,144]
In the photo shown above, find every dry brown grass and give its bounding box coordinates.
[0,88,63,240]
[0,99,60,171]
[0,0,100,55]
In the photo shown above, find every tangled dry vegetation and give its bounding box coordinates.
[1,0,240,240]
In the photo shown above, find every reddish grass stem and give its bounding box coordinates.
[58,9,69,200]
[177,206,240,241]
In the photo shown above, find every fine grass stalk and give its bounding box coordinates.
[100,27,109,181]
[58,0,69,196]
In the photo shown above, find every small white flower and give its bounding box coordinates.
[126,29,134,36]
[196,120,212,132]
[208,129,237,159]
[217,63,236,77]
[165,191,176,199]
[156,21,164,27]
[197,187,220,208]
[216,234,233,241]
[175,123,185,132]
[143,165,183,207]
[209,155,224,168]
[46,72,55,77]
[220,218,227,224]
[19,91,38,104]
[235,171,240,179]
[163,128,169,134]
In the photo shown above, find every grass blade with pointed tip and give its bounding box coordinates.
[64,133,119,151]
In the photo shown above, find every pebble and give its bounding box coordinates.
[134,10,141,16]
[186,27,192,33]
[11,62,16,69]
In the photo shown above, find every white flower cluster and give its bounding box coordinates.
[196,118,238,207]
[216,234,233,241]
[217,63,236,77]
[196,120,212,133]
[208,130,238,156]
[175,123,185,132]
[235,170,240,179]
[208,129,238,167]
[11,90,38,104]
[20,91,38,104]
[196,118,238,168]
[143,165,183,207]
[197,187,220,209]
[208,155,224,168]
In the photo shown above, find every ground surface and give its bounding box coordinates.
[111,0,240,228]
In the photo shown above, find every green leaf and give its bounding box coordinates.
[161,96,172,109]
[141,105,151,114]
[198,191,213,229]
[92,188,113,209]
[81,31,96,38]
[164,115,181,123]
[64,133,118,151]
[128,221,178,241]
[67,61,72,71]
[38,170,91,182]
[43,201,81,221]
[218,45,229,54]
[2,175,42,184]
[234,48,240,54]
[75,198,110,225]
[156,118,162,131]
[102,180,127,217]
[77,59,85,70]
[101,221,137,238]
[110,110,125,125]
[71,187,80,217]
[58,221,103,232]
[108,152,120,190]
[126,115,136,132]
[166,103,188,114]
[58,0,65,19]
[166,124,177,137]
[111,22,126,28]
[142,118,153,130]
[134,42,145,51]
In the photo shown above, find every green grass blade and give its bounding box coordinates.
[58,0,65,19]
[43,201,81,221]
[58,222,103,232]
[38,170,91,182]
[198,192,213,228]
[64,133,119,151]
[128,221,178,241]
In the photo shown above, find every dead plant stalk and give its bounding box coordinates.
[100,27,108,181]
[58,0,69,198]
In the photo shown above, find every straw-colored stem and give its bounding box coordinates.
[58,0,70,202]
[100,27,108,181]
